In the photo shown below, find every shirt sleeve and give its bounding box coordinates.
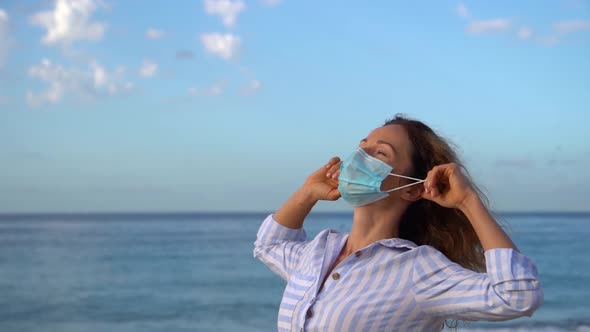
[411,247,544,321]
[253,214,309,281]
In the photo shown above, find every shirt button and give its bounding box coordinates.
[355,251,362,257]
[332,272,340,280]
[306,308,313,319]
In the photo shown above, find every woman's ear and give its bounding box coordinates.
[401,183,424,202]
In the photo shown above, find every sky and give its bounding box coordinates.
[0,0,589,213]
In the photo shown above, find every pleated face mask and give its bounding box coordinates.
[338,147,426,207]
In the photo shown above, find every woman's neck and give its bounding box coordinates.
[343,203,406,255]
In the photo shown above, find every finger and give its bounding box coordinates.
[422,183,444,203]
[325,156,341,169]
[332,169,340,179]
[326,175,339,187]
[426,165,447,197]
[421,187,436,201]
[327,189,341,201]
[422,181,429,195]
[316,157,339,178]
[425,166,440,191]
[327,162,341,178]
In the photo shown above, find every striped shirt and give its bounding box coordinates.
[253,214,543,332]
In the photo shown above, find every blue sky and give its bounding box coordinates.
[0,0,589,213]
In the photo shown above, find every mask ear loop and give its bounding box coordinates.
[384,173,426,193]
[387,173,424,182]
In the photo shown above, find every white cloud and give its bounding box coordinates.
[466,18,512,34]
[27,58,133,106]
[139,59,158,78]
[0,9,10,69]
[146,28,164,40]
[93,62,107,86]
[30,0,106,46]
[204,0,245,27]
[242,79,261,95]
[188,81,225,96]
[517,26,533,40]
[553,20,590,34]
[532,20,590,46]
[260,0,281,7]
[200,33,241,60]
[456,3,470,18]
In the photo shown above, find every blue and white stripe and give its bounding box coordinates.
[253,214,543,332]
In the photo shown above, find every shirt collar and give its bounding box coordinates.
[328,231,418,250]
[376,238,418,250]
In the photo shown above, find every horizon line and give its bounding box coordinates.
[1,210,590,220]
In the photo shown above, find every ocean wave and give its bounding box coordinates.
[457,328,590,332]
[454,321,590,332]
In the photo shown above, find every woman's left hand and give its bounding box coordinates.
[422,163,477,210]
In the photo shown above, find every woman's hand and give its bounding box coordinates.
[422,163,519,251]
[302,157,342,201]
[422,162,478,210]
[274,157,342,229]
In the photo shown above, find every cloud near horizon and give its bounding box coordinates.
[188,81,225,96]
[466,18,512,35]
[241,79,261,95]
[139,59,158,78]
[534,19,590,46]
[27,59,133,106]
[553,19,590,34]
[518,26,533,40]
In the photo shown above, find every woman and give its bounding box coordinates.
[254,115,543,331]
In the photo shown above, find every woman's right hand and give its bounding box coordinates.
[274,157,342,229]
[302,157,342,201]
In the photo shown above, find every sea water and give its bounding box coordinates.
[0,212,588,332]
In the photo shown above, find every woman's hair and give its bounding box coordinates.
[385,114,486,272]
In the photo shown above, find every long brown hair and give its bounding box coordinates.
[385,114,486,272]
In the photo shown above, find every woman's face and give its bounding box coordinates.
[358,124,415,193]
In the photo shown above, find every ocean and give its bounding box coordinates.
[0,212,588,332]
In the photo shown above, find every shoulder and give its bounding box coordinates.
[411,245,477,284]
[413,244,447,257]
[411,245,457,273]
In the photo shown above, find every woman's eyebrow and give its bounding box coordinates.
[377,140,397,154]
[360,138,397,155]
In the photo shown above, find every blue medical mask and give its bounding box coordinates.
[338,147,426,207]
